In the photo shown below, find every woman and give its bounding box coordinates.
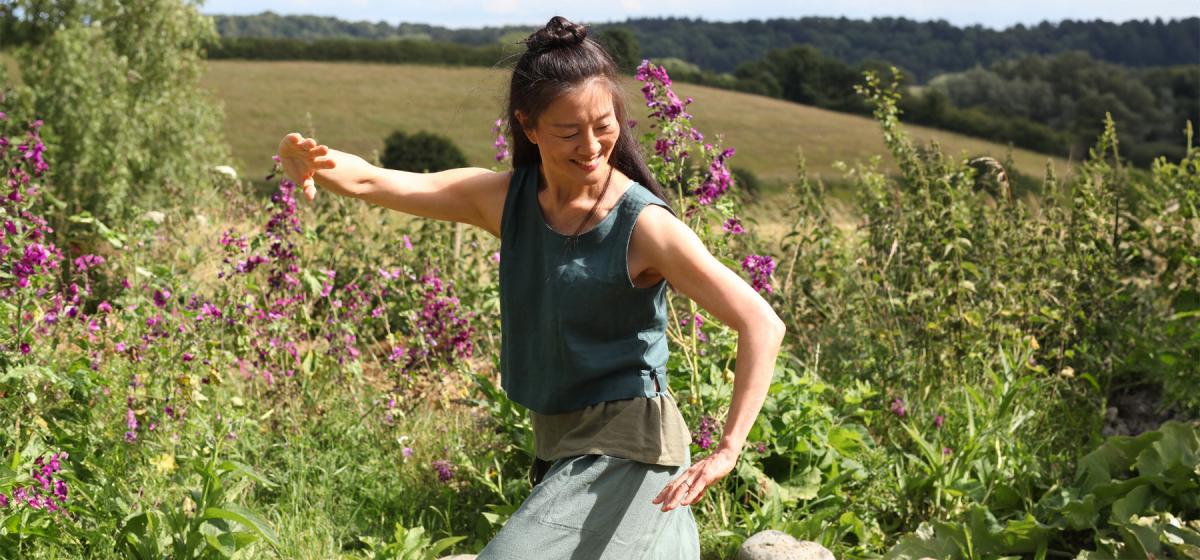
[277,16,784,559]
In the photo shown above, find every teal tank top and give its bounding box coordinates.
[499,165,671,415]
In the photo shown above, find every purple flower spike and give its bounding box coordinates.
[722,217,745,235]
[890,398,907,417]
[740,255,776,294]
[432,459,453,483]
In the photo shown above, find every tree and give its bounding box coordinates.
[597,27,640,74]
[380,130,468,173]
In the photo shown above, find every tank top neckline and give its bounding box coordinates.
[533,171,638,240]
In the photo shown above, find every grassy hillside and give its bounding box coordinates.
[198,60,1068,183]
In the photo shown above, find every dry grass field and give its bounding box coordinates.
[198,60,1069,184]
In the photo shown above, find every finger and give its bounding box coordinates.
[285,132,303,145]
[303,178,316,201]
[652,472,693,504]
[313,158,336,170]
[300,138,318,150]
[314,145,329,155]
[682,483,709,506]
[667,472,707,511]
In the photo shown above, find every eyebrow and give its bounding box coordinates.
[549,113,614,128]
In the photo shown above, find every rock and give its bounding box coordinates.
[437,556,476,560]
[738,530,836,560]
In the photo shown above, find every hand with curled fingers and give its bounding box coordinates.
[652,447,738,512]
[277,132,337,202]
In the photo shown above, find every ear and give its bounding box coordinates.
[514,110,538,145]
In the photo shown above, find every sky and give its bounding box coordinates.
[199,0,1199,29]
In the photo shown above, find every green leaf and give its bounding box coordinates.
[203,505,279,547]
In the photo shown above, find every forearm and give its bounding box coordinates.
[716,314,785,454]
[310,148,378,198]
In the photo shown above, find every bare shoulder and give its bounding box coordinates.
[632,203,699,253]
[628,203,707,286]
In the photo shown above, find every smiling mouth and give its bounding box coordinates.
[571,155,602,168]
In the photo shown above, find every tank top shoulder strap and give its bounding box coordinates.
[501,165,531,240]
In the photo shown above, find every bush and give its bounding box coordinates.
[380,130,469,173]
[6,0,229,231]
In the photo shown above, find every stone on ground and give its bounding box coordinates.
[738,530,836,560]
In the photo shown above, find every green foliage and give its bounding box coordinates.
[596,27,640,74]
[929,52,1198,165]
[118,452,280,559]
[888,420,1200,559]
[359,524,464,560]
[208,37,512,68]
[203,14,1200,79]
[380,130,469,173]
[6,0,229,230]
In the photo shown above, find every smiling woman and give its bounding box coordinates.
[276,15,784,559]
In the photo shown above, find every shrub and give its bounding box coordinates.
[380,130,469,173]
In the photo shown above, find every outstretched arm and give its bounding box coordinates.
[277,133,508,236]
[634,206,786,512]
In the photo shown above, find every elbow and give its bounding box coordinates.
[742,304,786,345]
[768,312,786,345]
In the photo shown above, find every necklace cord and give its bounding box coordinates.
[563,166,615,250]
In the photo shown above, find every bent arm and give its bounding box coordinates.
[637,207,786,454]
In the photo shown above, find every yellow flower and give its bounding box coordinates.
[152,453,177,475]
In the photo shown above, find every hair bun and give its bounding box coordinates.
[525,16,587,52]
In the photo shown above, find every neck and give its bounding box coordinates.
[540,164,613,208]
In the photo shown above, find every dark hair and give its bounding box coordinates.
[505,16,669,203]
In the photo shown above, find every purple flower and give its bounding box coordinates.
[740,255,776,294]
[98,300,113,313]
[694,147,736,205]
[115,342,127,353]
[492,118,510,162]
[403,235,413,251]
[181,352,194,362]
[636,61,692,122]
[722,217,745,235]
[432,459,453,482]
[153,289,170,308]
[943,447,953,456]
[0,493,8,508]
[890,398,907,418]
[73,254,105,272]
[934,415,944,429]
[680,313,707,343]
[691,415,719,450]
[19,342,30,355]
[402,447,413,459]
[125,408,138,442]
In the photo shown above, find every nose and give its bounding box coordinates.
[580,128,602,157]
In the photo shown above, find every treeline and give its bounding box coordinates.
[208,37,510,67]
[673,46,1198,165]
[205,12,1199,80]
[617,17,1200,79]
[205,29,642,73]
[927,54,1199,165]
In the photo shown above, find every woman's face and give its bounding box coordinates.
[520,78,620,186]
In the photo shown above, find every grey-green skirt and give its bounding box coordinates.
[477,454,701,559]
